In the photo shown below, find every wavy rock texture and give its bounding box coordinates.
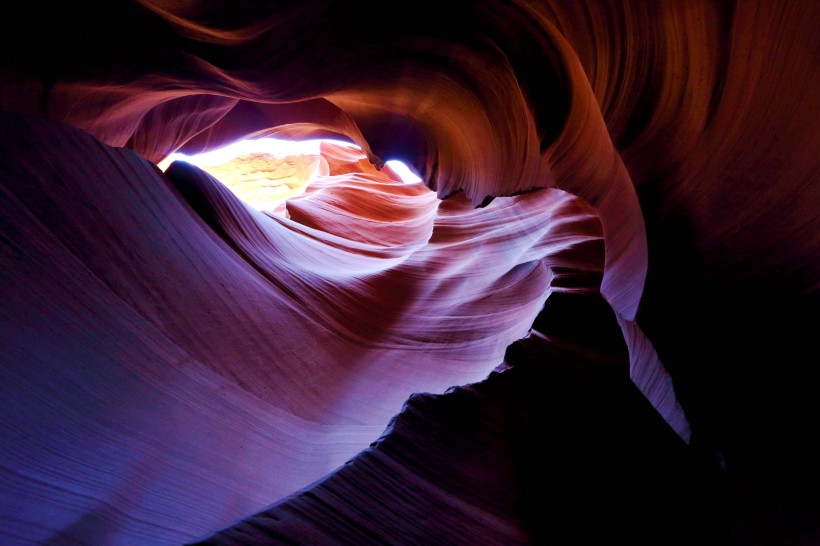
[1,0,819,544]
[195,291,720,546]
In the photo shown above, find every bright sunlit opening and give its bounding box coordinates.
[385,159,422,183]
[158,138,422,212]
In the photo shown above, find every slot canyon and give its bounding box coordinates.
[1,2,818,544]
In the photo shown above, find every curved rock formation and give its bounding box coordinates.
[1,1,819,544]
[194,291,717,546]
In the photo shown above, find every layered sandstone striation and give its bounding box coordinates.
[1,1,818,543]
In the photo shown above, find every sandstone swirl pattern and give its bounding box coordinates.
[1,1,818,544]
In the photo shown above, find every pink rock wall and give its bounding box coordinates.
[1,1,818,543]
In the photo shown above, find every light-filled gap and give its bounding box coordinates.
[384,160,422,184]
[158,138,421,211]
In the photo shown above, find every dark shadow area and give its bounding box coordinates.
[637,202,820,544]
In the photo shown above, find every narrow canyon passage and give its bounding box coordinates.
[1,1,819,544]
